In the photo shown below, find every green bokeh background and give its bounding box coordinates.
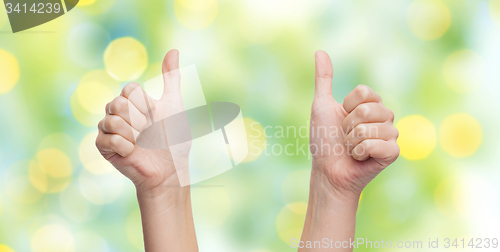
[1,0,500,251]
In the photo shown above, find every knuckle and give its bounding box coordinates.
[393,126,399,139]
[104,116,118,131]
[356,104,370,119]
[110,134,121,147]
[388,109,395,122]
[110,97,127,114]
[122,82,140,97]
[355,85,370,101]
[95,135,101,149]
[354,124,367,138]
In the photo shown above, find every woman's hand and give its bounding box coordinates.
[96,49,198,252]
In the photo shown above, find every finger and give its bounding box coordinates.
[352,139,399,167]
[96,131,135,157]
[342,102,394,134]
[343,123,399,152]
[108,96,149,132]
[314,50,335,100]
[121,82,156,117]
[99,115,139,143]
[343,85,382,113]
[162,49,181,95]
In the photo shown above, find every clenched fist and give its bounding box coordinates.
[95,49,189,198]
[310,50,399,198]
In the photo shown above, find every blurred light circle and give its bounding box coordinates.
[275,202,307,245]
[31,224,75,252]
[71,70,120,127]
[439,113,482,157]
[174,0,218,30]
[5,161,43,204]
[243,118,267,162]
[78,169,125,205]
[29,162,72,194]
[80,131,115,175]
[78,0,97,6]
[126,209,144,249]
[74,231,109,252]
[104,37,148,81]
[75,71,118,114]
[36,149,72,178]
[38,133,78,158]
[192,187,231,226]
[77,0,116,15]
[490,0,500,26]
[407,0,451,40]
[0,245,15,252]
[59,185,101,222]
[434,177,465,219]
[396,115,436,160]
[281,169,310,204]
[443,50,485,94]
[67,23,110,68]
[0,49,20,94]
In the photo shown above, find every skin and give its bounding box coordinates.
[96,49,198,252]
[299,51,399,251]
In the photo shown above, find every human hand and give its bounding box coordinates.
[310,50,399,199]
[95,49,189,199]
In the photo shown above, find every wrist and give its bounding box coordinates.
[136,182,191,213]
[309,166,361,206]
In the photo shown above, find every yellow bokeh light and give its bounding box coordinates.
[439,113,482,157]
[29,149,72,193]
[126,209,144,250]
[36,149,73,178]
[443,50,485,94]
[490,0,500,26]
[396,115,436,160]
[243,117,267,162]
[80,131,115,175]
[31,224,75,252]
[77,0,97,7]
[0,244,15,252]
[104,37,148,81]
[408,0,451,40]
[71,70,120,127]
[276,202,308,244]
[174,0,217,30]
[75,70,120,114]
[434,177,466,219]
[0,49,20,94]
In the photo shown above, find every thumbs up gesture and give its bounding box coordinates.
[96,50,198,252]
[310,50,400,198]
[96,49,189,196]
